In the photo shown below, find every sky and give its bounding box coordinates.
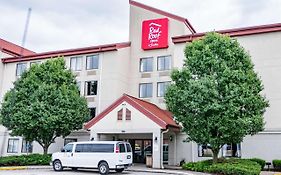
[1,0,281,53]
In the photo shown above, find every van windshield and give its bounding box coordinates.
[63,144,73,152]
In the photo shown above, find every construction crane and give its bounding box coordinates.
[20,7,32,56]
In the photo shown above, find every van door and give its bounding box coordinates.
[60,143,74,167]
[117,143,127,165]
[125,143,133,165]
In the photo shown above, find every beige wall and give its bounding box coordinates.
[128,5,192,109]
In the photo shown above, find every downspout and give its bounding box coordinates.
[161,129,169,169]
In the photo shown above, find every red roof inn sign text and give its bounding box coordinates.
[142,18,169,50]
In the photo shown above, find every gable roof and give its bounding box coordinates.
[0,38,35,57]
[129,0,196,34]
[172,22,281,44]
[2,42,131,63]
[84,94,180,130]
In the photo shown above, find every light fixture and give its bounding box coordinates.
[154,136,158,141]
[169,135,173,141]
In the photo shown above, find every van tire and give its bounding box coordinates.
[98,162,109,175]
[53,160,63,171]
[115,168,124,173]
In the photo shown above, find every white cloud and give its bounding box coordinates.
[0,0,280,52]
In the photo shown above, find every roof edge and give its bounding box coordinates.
[2,41,131,63]
[129,0,196,34]
[0,38,36,56]
[172,22,281,43]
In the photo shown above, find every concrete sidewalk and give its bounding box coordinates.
[0,165,209,174]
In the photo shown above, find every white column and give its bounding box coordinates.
[90,132,99,141]
[153,130,162,168]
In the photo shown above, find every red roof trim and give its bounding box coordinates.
[129,0,196,34]
[0,38,35,57]
[172,23,281,43]
[2,42,131,63]
[84,94,179,129]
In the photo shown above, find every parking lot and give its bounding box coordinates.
[0,169,181,175]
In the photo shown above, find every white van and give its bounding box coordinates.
[51,141,133,174]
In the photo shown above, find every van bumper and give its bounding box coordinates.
[115,163,132,169]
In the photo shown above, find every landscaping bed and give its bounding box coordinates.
[0,154,51,166]
[182,158,263,175]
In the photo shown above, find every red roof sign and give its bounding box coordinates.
[142,18,169,50]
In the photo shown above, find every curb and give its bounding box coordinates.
[0,166,27,170]
[127,168,196,175]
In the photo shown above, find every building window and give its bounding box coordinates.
[64,138,77,146]
[30,61,41,67]
[16,63,27,76]
[7,138,19,153]
[85,81,98,96]
[89,107,96,119]
[117,109,123,120]
[86,55,99,70]
[198,144,213,157]
[21,139,33,153]
[126,109,131,120]
[157,55,171,71]
[157,82,171,97]
[70,56,82,71]
[139,83,153,98]
[140,57,153,72]
[222,143,241,157]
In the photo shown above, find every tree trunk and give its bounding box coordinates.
[212,148,219,163]
[43,145,49,154]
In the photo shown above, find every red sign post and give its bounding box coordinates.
[142,18,169,50]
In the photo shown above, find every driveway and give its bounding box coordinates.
[0,169,195,175]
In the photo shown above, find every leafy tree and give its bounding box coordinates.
[165,33,269,163]
[0,58,89,154]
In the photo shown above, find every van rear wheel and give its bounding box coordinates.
[115,168,124,173]
[98,162,109,175]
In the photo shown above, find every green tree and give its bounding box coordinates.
[165,33,269,163]
[0,58,89,154]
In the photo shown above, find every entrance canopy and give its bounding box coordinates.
[84,94,180,131]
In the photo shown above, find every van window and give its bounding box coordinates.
[64,144,73,152]
[92,144,114,153]
[126,143,132,152]
[75,144,114,153]
[118,143,126,153]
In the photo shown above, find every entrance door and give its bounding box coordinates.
[131,139,152,163]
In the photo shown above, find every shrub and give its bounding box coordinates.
[273,159,281,170]
[182,158,261,175]
[247,158,266,170]
[0,154,51,166]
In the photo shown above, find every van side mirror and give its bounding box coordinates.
[61,148,65,152]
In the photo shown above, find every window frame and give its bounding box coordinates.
[85,81,98,96]
[157,81,171,97]
[198,144,213,157]
[86,55,99,70]
[64,138,77,146]
[7,138,19,153]
[139,83,153,98]
[89,107,96,119]
[16,63,27,76]
[21,139,33,153]
[139,57,153,72]
[157,55,171,71]
[70,56,82,71]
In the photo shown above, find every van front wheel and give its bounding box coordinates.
[53,160,63,171]
[98,162,109,175]
[115,168,124,173]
